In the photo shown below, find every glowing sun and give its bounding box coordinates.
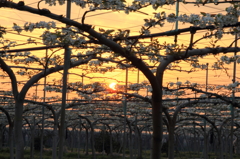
[109,82,117,90]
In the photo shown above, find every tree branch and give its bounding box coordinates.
[19,55,94,100]
[0,57,19,100]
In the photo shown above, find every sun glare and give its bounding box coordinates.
[109,82,117,90]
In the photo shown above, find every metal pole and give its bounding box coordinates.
[31,116,35,159]
[35,84,38,102]
[59,1,71,159]
[203,118,207,159]
[134,115,139,159]
[203,63,208,159]
[174,0,179,44]
[59,46,71,159]
[137,69,139,94]
[206,63,209,92]
[193,120,195,153]
[81,73,84,99]
[40,49,48,159]
[177,77,179,104]
[78,118,82,159]
[230,34,237,159]
[230,104,234,159]
[123,68,128,159]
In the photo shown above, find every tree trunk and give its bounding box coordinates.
[52,116,58,159]
[77,124,82,159]
[217,131,223,159]
[137,130,143,159]
[70,128,74,152]
[9,124,14,159]
[30,117,35,159]
[151,99,163,159]
[109,129,113,155]
[14,100,24,159]
[90,126,96,159]
[0,124,3,150]
[168,124,175,159]
[85,128,89,155]
[203,121,208,159]
[129,126,133,159]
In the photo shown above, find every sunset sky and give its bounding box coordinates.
[0,0,239,99]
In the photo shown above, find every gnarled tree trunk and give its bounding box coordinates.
[52,115,58,159]
[168,124,175,159]
[9,124,14,159]
[14,100,24,159]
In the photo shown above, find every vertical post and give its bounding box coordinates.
[123,67,128,159]
[137,69,139,94]
[230,34,237,159]
[35,84,38,101]
[230,104,234,158]
[203,118,207,159]
[59,46,71,159]
[30,116,35,159]
[176,77,179,104]
[78,118,82,159]
[134,115,138,159]
[203,63,208,159]
[66,0,71,22]
[174,0,179,45]
[193,120,195,153]
[40,49,48,159]
[102,126,105,155]
[81,73,84,99]
[206,63,209,92]
[59,1,71,158]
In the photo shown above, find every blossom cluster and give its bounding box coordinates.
[142,3,240,40]
[0,39,16,50]
[44,85,62,92]
[12,22,87,47]
[220,55,240,64]
[8,52,40,65]
[16,70,27,76]
[215,81,239,91]
[3,91,12,96]
[68,82,83,89]
[168,80,198,87]
[88,60,102,67]
[44,0,126,10]
[13,21,56,33]
[191,63,208,69]
[129,83,144,91]
[41,29,86,46]
[3,51,30,59]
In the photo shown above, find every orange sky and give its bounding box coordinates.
[0,0,239,99]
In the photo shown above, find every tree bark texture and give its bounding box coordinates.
[14,100,24,159]
[151,99,163,159]
[168,124,175,159]
[9,125,14,159]
[52,116,58,159]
